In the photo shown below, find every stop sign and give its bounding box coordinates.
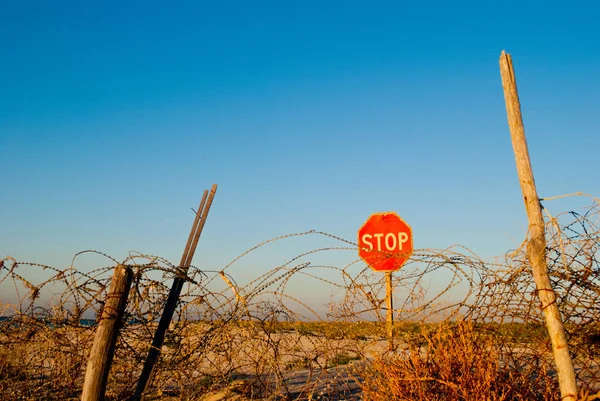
[358,212,413,272]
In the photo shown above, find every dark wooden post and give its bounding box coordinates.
[499,50,577,400]
[132,184,217,400]
[81,264,133,401]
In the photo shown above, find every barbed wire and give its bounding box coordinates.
[1,197,599,399]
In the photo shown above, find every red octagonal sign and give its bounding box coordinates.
[358,212,413,272]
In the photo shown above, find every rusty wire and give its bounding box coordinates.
[1,198,599,399]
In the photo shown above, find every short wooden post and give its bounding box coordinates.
[81,264,133,401]
[386,272,394,351]
[499,50,577,400]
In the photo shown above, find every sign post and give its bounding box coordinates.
[385,271,394,350]
[358,212,413,351]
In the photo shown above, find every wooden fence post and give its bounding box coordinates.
[499,50,578,401]
[81,264,133,401]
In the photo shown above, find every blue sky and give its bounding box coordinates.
[1,1,599,309]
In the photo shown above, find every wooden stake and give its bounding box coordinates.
[132,184,218,400]
[386,272,394,351]
[81,264,133,401]
[499,50,577,400]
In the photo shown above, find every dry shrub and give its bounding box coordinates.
[0,317,91,400]
[361,321,559,401]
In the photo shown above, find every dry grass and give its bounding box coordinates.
[0,316,92,399]
[361,321,559,401]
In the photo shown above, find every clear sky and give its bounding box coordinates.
[1,1,599,309]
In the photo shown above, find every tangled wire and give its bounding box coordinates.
[1,199,599,400]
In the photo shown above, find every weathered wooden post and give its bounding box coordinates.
[385,271,394,351]
[81,264,133,401]
[499,50,578,400]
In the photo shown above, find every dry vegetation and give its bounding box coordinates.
[1,198,599,400]
[362,321,559,401]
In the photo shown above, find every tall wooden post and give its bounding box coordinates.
[499,50,577,401]
[386,272,394,351]
[132,184,217,401]
[81,264,133,401]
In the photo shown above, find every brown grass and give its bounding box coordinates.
[361,321,559,401]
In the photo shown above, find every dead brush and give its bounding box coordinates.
[0,319,91,399]
[361,320,559,401]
